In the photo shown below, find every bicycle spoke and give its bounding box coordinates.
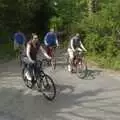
[22,67,34,89]
[77,60,88,79]
[40,74,56,101]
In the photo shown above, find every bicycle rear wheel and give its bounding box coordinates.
[37,74,56,101]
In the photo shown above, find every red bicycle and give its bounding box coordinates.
[66,48,88,78]
[73,49,88,78]
[45,46,56,70]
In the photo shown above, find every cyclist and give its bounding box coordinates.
[13,30,26,51]
[67,33,87,72]
[24,33,51,81]
[44,28,59,57]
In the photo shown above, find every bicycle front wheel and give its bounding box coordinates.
[76,59,88,79]
[22,66,34,89]
[37,74,56,101]
[42,59,50,68]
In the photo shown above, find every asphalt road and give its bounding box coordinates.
[0,50,120,120]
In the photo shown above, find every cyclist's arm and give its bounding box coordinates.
[44,34,48,46]
[55,34,59,46]
[39,46,51,59]
[14,33,17,42]
[21,32,26,41]
[71,38,75,51]
[56,38,59,46]
[21,33,26,46]
[26,44,35,63]
[80,41,87,51]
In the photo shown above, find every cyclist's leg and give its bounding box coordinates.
[46,46,53,57]
[51,45,57,69]
[23,57,33,81]
[67,48,74,72]
[14,40,19,58]
[52,45,57,57]
[16,44,22,61]
[14,39,18,51]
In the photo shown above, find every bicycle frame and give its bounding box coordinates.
[22,59,56,101]
[46,46,56,58]
[73,50,83,67]
[23,60,44,79]
[46,46,57,69]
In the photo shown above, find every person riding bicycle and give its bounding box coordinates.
[67,33,87,72]
[13,30,26,51]
[24,33,51,81]
[44,28,59,57]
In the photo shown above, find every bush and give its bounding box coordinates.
[0,41,16,62]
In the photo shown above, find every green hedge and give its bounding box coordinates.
[0,41,16,62]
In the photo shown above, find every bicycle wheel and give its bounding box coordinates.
[37,74,56,101]
[22,66,34,89]
[42,59,50,68]
[76,59,88,79]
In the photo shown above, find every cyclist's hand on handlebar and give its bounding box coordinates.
[46,54,52,60]
[31,60,36,64]
[84,49,87,52]
[56,44,60,48]
[77,48,82,52]
[48,56,52,60]
[72,48,75,52]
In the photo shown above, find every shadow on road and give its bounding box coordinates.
[81,69,102,80]
[1,86,120,120]
[0,50,120,120]
[55,58,103,80]
[56,84,75,95]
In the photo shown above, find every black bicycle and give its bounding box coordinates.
[22,59,56,101]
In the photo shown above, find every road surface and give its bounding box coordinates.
[0,50,120,120]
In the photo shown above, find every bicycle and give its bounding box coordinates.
[22,59,56,101]
[19,48,24,66]
[16,45,24,67]
[43,46,57,70]
[67,49,88,78]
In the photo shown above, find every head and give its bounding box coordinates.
[50,28,55,32]
[75,33,80,37]
[32,33,36,37]
[32,34,39,44]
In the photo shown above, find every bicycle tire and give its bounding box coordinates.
[42,59,50,68]
[22,66,34,89]
[76,59,88,79]
[37,74,56,101]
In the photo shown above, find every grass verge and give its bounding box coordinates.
[0,41,16,63]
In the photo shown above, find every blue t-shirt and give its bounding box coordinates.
[44,32,57,46]
[14,32,26,44]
